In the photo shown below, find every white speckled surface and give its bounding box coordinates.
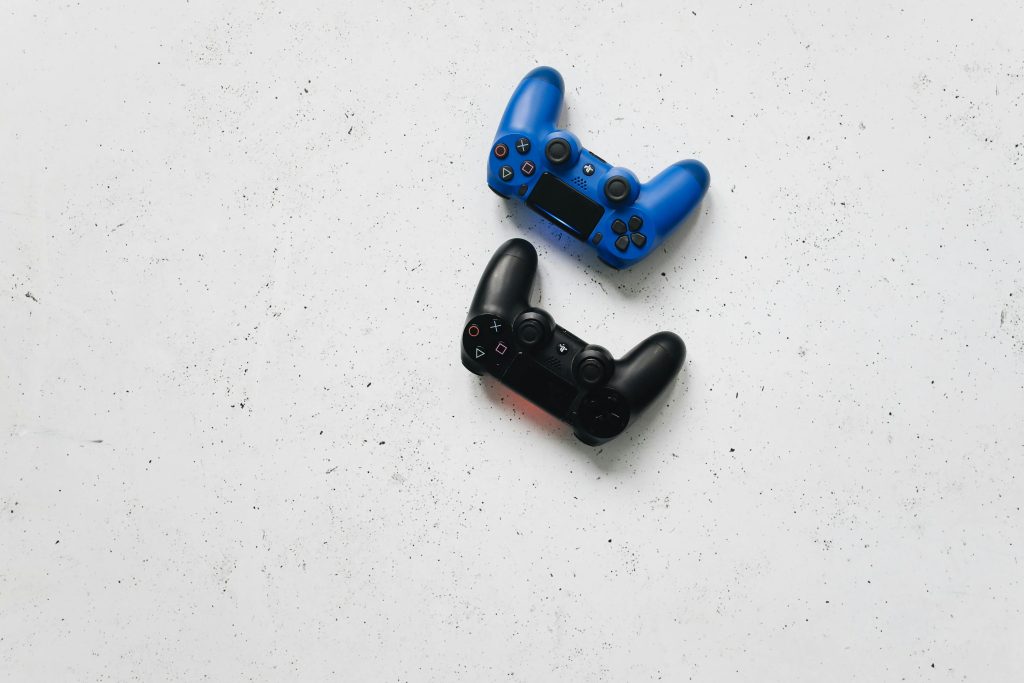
[2,1,1024,680]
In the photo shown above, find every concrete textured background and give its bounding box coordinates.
[2,1,1023,680]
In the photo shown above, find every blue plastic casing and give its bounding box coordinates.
[487,67,710,269]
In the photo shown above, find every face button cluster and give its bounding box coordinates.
[494,138,533,183]
[611,214,647,252]
[464,315,513,372]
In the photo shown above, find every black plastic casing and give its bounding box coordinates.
[461,239,686,445]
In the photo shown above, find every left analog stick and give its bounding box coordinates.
[573,345,613,386]
[577,358,606,385]
[604,176,631,202]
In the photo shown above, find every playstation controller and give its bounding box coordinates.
[462,239,686,445]
[486,67,710,269]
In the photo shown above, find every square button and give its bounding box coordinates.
[495,342,508,355]
[520,160,536,176]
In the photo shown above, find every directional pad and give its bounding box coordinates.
[577,388,630,439]
[608,215,647,251]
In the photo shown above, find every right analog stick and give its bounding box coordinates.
[604,176,631,202]
[514,310,554,348]
[517,320,544,345]
[545,138,571,165]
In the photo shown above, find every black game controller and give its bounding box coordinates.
[461,239,686,445]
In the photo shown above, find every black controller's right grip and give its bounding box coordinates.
[609,331,686,413]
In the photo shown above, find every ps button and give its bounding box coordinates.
[615,235,629,252]
[592,232,602,245]
[631,233,647,248]
[628,215,643,231]
[520,160,536,176]
[493,143,509,159]
[582,163,596,176]
[611,219,627,235]
[515,138,531,154]
[499,165,514,181]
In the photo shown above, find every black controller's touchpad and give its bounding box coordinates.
[502,354,577,419]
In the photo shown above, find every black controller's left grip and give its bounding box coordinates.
[467,238,537,320]
[462,239,538,374]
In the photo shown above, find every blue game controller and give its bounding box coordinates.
[487,67,710,269]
